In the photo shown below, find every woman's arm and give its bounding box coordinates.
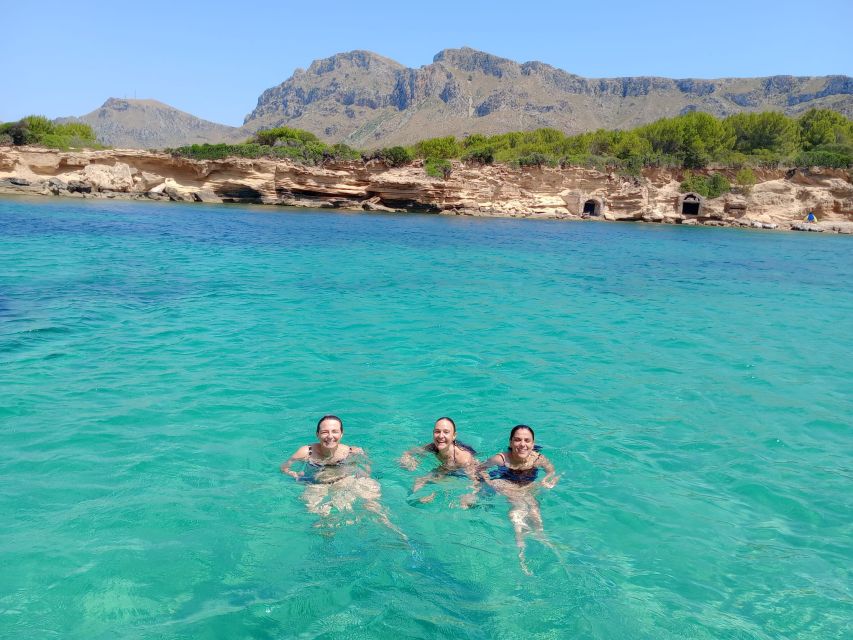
[458,451,481,508]
[280,445,310,479]
[398,444,429,471]
[350,446,371,476]
[537,454,559,489]
[478,454,503,488]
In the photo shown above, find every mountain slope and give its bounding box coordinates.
[59,98,247,149]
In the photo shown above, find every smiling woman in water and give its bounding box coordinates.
[399,416,480,508]
[280,415,405,538]
[480,424,559,574]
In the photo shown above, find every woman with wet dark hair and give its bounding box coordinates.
[281,415,404,538]
[399,417,480,508]
[480,424,559,574]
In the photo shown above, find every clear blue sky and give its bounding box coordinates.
[3,0,851,126]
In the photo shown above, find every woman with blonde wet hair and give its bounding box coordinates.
[480,424,559,574]
[281,415,404,538]
[399,416,479,508]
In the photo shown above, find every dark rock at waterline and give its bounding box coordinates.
[192,189,222,203]
[791,223,824,232]
[67,180,92,194]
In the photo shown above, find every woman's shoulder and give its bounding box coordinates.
[483,452,506,465]
[454,446,476,465]
[291,444,312,458]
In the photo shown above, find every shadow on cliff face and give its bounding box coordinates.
[215,183,264,204]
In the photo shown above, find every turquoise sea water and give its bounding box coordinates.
[1,196,851,639]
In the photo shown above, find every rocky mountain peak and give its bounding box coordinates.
[306,50,404,76]
[432,47,517,78]
[59,98,244,149]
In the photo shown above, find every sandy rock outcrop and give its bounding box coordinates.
[1,146,851,233]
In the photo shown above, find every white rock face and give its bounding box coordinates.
[81,162,135,191]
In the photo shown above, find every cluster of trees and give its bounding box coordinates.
[0,115,99,150]
[5,109,851,178]
[405,109,853,174]
[167,127,362,164]
[165,109,853,182]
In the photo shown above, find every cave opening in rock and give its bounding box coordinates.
[215,184,263,203]
[681,195,701,215]
[583,199,601,216]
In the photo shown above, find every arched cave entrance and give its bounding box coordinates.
[215,183,264,204]
[582,199,602,216]
[680,193,703,216]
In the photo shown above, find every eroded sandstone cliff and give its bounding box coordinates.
[1,147,851,233]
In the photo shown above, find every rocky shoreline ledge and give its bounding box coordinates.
[1,147,851,233]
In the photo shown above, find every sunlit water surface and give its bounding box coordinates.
[1,197,851,639]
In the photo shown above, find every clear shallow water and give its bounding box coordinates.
[0,196,851,639]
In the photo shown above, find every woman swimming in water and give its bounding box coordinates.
[399,417,479,508]
[280,415,404,538]
[480,424,559,574]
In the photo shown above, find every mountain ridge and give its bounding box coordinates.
[241,47,853,148]
[59,47,853,149]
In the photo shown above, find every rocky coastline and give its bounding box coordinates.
[1,147,851,233]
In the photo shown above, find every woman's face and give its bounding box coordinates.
[316,419,343,450]
[432,419,455,452]
[509,428,534,459]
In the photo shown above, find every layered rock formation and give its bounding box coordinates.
[1,147,851,233]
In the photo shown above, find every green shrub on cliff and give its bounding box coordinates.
[793,146,853,168]
[167,143,268,160]
[1,116,99,149]
[798,109,853,149]
[168,137,355,166]
[735,167,757,193]
[680,172,731,198]
[167,126,358,165]
[424,157,452,179]
[412,136,460,159]
[517,152,554,168]
[364,146,412,167]
[324,143,361,162]
[251,126,320,147]
[461,147,494,164]
[636,112,736,169]
[726,112,800,157]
